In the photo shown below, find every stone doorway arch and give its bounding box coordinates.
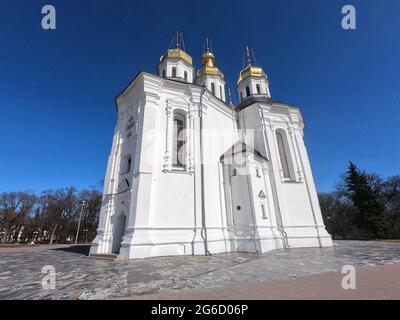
[112,213,127,254]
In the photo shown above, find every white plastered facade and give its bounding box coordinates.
[90,53,332,260]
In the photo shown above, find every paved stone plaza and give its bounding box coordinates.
[0,241,400,300]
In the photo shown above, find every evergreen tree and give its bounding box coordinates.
[345,162,385,238]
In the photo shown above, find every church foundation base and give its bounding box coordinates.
[118,242,205,260]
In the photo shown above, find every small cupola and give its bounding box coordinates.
[237,47,271,102]
[196,39,226,102]
[157,32,194,83]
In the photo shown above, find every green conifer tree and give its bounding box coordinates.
[345,162,385,238]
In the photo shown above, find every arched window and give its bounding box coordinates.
[256,84,261,94]
[173,111,186,168]
[211,82,215,95]
[184,71,188,81]
[172,67,177,78]
[245,86,250,97]
[121,154,132,174]
[219,86,223,99]
[162,70,166,78]
[240,92,243,102]
[276,130,293,180]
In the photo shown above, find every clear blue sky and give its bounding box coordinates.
[0,0,399,193]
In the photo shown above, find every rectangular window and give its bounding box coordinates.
[211,83,215,95]
[172,113,186,168]
[276,132,291,179]
[261,204,267,219]
[127,157,132,173]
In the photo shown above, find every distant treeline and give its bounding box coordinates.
[319,162,400,240]
[1,162,399,245]
[0,187,101,244]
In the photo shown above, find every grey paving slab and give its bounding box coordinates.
[0,241,399,300]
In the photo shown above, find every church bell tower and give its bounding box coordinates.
[157,32,195,83]
[237,47,271,102]
[196,39,226,101]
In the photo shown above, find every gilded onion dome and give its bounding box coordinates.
[197,48,224,79]
[159,48,193,66]
[237,65,267,84]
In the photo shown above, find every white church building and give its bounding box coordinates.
[90,35,333,260]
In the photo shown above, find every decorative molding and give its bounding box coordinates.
[162,99,193,175]
[286,121,304,183]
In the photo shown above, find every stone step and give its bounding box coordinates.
[88,253,124,261]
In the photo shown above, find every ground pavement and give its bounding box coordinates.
[0,241,399,299]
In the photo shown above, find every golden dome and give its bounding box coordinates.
[237,65,267,84]
[160,48,193,66]
[197,49,224,79]
[201,51,215,66]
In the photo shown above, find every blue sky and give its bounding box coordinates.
[0,0,399,193]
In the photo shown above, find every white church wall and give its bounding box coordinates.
[244,155,286,253]
[112,75,239,258]
[129,79,197,256]
[238,77,270,101]
[148,84,196,230]
[199,94,237,252]
[237,105,268,159]
[158,58,194,83]
[221,151,285,253]
[196,75,226,101]
[90,56,333,260]
[237,102,332,250]
[90,75,147,257]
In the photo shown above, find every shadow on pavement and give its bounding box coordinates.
[51,245,91,256]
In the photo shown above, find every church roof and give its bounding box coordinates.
[237,65,267,84]
[116,70,295,120]
[159,48,193,66]
[197,49,224,79]
[220,141,267,162]
[236,95,290,111]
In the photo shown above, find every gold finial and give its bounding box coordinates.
[197,38,224,79]
[237,47,267,84]
[175,31,185,50]
[159,32,192,65]
[246,46,251,65]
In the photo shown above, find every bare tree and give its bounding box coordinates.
[0,192,36,243]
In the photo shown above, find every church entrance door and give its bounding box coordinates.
[112,214,126,254]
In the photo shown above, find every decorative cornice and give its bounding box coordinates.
[143,91,161,104]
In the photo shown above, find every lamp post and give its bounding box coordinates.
[75,200,86,245]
